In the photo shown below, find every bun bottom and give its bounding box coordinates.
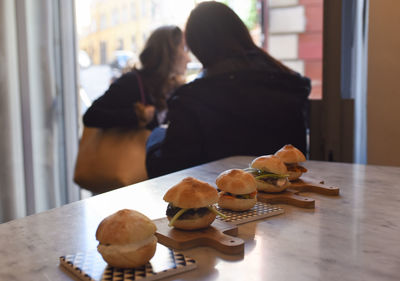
[98,236,157,268]
[218,195,256,211]
[168,212,216,230]
[256,179,288,193]
[288,171,303,181]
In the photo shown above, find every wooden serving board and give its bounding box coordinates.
[153,217,244,255]
[289,178,340,195]
[257,189,315,209]
[257,178,340,208]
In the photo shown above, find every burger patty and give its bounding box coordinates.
[166,204,211,219]
[221,191,256,199]
[259,177,288,187]
[286,163,308,173]
[258,177,280,185]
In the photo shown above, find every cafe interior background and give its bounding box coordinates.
[0,0,399,224]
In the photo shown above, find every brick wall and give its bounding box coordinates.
[266,0,323,99]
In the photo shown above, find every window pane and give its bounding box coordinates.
[74,0,323,116]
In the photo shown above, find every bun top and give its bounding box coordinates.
[250,155,288,175]
[216,169,257,194]
[275,144,306,163]
[163,177,218,208]
[96,209,156,245]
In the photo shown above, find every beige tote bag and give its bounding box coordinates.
[73,127,151,194]
[74,70,152,194]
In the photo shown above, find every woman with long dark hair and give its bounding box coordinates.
[74,25,189,193]
[83,25,190,129]
[146,2,311,178]
[185,1,293,75]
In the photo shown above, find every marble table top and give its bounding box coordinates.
[0,156,399,281]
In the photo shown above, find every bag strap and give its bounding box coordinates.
[134,70,146,105]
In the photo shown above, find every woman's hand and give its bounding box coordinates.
[134,102,155,128]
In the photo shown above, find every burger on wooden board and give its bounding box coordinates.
[216,169,257,211]
[247,155,290,193]
[274,144,308,181]
[164,177,225,230]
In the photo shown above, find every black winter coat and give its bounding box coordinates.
[146,69,311,178]
[83,71,158,130]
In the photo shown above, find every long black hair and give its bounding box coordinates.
[137,25,184,110]
[185,1,292,73]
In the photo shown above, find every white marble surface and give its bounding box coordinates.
[0,157,399,281]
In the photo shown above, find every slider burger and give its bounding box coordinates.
[216,169,257,211]
[164,177,222,230]
[274,144,308,181]
[96,209,157,268]
[248,155,289,193]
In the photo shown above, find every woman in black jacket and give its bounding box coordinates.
[83,25,190,130]
[146,2,311,178]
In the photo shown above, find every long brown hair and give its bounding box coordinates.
[136,25,184,110]
[185,1,293,73]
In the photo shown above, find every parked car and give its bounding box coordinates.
[109,51,136,70]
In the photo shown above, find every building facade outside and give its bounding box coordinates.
[78,0,154,66]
